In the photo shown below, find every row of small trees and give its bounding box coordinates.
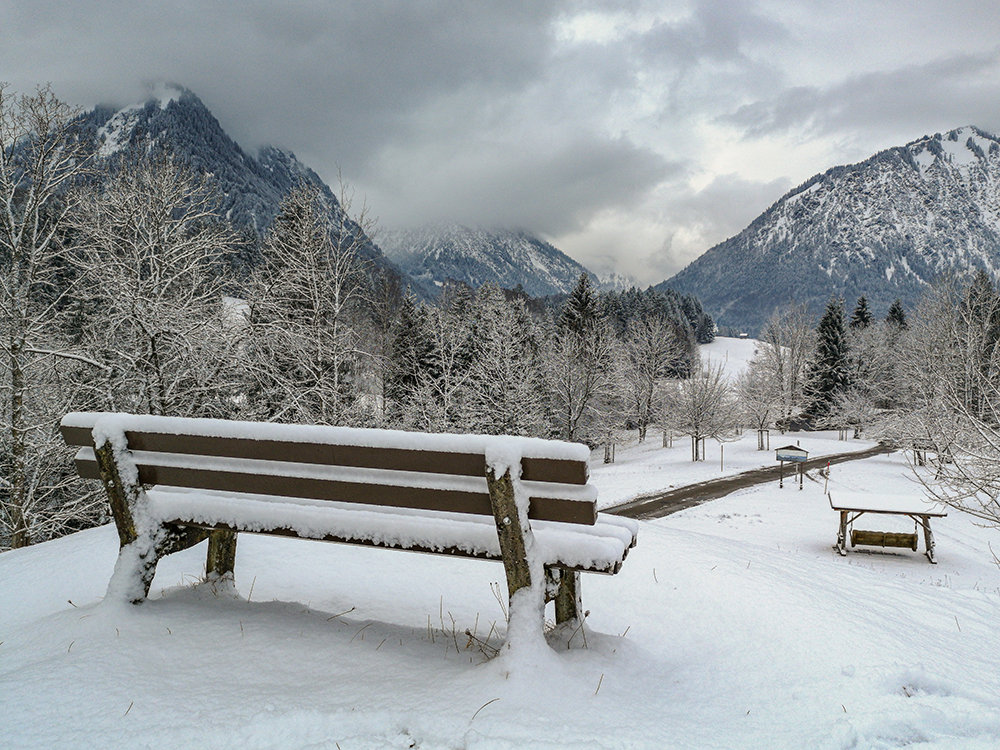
[383,274,700,443]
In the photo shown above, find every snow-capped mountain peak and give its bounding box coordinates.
[662,125,1000,333]
[379,223,596,297]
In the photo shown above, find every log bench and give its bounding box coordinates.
[61,412,637,633]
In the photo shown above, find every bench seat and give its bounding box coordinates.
[146,486,637,573]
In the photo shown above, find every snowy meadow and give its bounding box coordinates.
[3,427,1000,750]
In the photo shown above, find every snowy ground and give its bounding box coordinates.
[699,335,759,380]
[3,427,1000,749]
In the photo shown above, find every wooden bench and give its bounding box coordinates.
[61,412,637,634]
[829,491,946,563]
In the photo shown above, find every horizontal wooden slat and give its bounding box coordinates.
[71,454,597,525]
[851,530,919,550]
[61,424,587,485]
[164,520,622,574]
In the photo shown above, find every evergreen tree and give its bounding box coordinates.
[804,296,850,419]
[885,298,907,329]
[384,295,435,412]
[956,270,1000,421]
[558,273,599,336]
[849,296,873,329]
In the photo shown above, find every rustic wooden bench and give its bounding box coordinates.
[829,491,946,563]
[61,412,637,634]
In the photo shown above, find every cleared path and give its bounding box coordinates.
[606,443,895,520]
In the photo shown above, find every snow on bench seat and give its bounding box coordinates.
[146,486,636,574]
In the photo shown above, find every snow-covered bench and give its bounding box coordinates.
[60,412,637,633]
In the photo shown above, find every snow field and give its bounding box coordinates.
[2,433,1000,748]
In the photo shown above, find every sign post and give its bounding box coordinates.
[776,445,809,490]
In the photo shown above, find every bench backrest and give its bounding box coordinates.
[61,412,597,525]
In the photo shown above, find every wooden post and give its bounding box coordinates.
[206,530,238,579]
[94,439,162,602]
[93,440,140,548]
[94,438,209,602]
[486,467,533,600]
[920,516,937,564]
[545,567,582,624]
[836,509,848,555]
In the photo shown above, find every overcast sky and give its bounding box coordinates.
[5,1,1000,284]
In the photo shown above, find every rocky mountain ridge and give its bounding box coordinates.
[662,126,1000,333]
[378,223,596,298]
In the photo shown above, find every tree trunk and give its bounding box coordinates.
[8,337,28,548]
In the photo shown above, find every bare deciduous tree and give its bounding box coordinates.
[462,284,544,436]
[70,154,240,418]
[736,364,780,449]
[620,315,691,442]
[664,361,739,461]
[544,318,618,443]
[244,179,374,425]
[751,303,814,431]
[0,84,94,548]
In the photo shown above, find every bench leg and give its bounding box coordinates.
[486,467,534,600]
[836,510,848,556]
[921,517,937,564]
[553,569,581,625]
[206,529,238,580]
[110,524,209,604]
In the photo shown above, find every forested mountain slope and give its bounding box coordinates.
[74,85,405,284]
[662,126,1000,333]
[379,224,595,298]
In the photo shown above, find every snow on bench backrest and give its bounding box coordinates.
[60,412,598,525]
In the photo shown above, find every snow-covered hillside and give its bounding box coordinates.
[3,432,999,749]
[699,335,758,381]
[664,125,1000,334]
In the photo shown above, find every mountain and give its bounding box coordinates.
[596,272,639,293]
[661,126,1000,334]
[378,224,595,298]
[74,84,412,287]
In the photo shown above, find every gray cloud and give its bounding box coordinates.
[721,48,1000,141]
[5,1,1000,285]
[373,130,680,235]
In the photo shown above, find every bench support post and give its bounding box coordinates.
[486,467,533,598]
[919,515,937,564]
[206,530,238,580]
[94,438,162,602]
[836,510,848,556]
[94,438,209,602]
[545,567,582,625]
[94,440,141,549]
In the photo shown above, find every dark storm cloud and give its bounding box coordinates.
[6,1,1000,284]
[2,1,561,168]
[721,48,1000,140]
[391,131,681,235]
